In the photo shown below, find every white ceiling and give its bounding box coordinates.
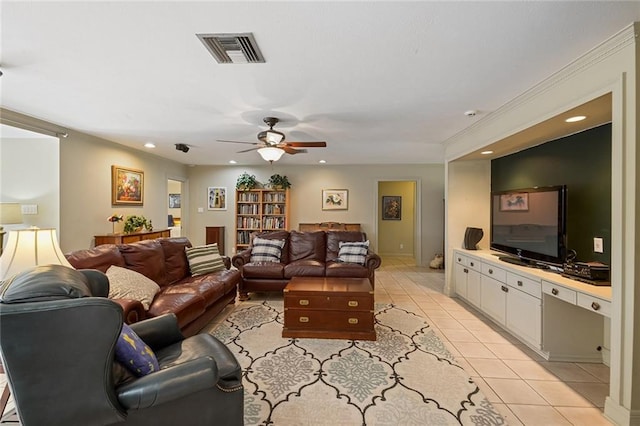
[1,1,638,166]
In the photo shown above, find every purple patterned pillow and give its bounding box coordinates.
[114,323,159,376]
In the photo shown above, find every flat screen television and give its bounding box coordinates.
[490,185,567,268]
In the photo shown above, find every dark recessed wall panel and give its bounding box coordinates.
[491,123,611,264]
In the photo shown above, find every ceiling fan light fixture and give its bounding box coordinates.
[257,147,285,162]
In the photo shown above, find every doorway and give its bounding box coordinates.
[167,179,182,237]
[376,180,419,263]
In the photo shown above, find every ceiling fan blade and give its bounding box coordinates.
[237,147,262,153]
[216,139,259,146]
[285,141,327,148]
[282,146,307,155]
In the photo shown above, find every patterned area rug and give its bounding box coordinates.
[208,300,506,426]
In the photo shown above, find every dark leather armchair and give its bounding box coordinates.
[0,265,243,426]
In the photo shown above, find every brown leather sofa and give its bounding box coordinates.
[232,230,381,300]
[65,237,240,337]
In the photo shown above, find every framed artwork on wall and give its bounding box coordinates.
[208,187,227,210]
[112,165,144,206]
[322,189,348,210]
[382,196,402,220]
[168,193,181,208]
[499,193,529,211]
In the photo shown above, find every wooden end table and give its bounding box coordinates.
[283,277,376,341]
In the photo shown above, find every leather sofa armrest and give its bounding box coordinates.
[129,313,184,350]
[116,356,218,410]
[365,251,382,271]
[232,249,252,269]
[222,256,232,269]
[113,298,146,324]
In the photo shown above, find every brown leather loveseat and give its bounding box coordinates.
[65,237,240,336]
[232,230,381,300]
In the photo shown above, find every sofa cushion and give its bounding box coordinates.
[326,231,367,261]
[148,292,206,329]
[159,237,192,284]
[106,265,160,310]
[250,237,286,263]
[289,231,326,262]
[337,240,369,265]
[242,262,285,279]
[326,260,369,279]
[115,323,159,377]
[161,277,225,308]
[118,240,168,286]
[284,260,326,278]
[65,244,126,273]
[185,243,225,276]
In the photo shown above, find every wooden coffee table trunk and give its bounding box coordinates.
[283,276,376,341]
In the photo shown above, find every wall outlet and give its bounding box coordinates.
[594,237,604,253]
[197,207,204,213]
[400,243,404,249]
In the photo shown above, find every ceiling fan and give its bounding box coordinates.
[216,117,327,162]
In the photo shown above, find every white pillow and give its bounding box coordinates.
[185,243,225,276]
[250,237,285,263]
[337,241,370,265]
[106,265,160,310]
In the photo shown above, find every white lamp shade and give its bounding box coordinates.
[0,228,73,280]
[0,203,22,224]
[257,147,285,162]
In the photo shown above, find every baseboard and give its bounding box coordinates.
[604,397,640,425]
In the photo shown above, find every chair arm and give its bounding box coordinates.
[129,313,184,350]
[232,249,252,269]
[365,251,382,271]
[112,299,146,324]
[116,357,218,410]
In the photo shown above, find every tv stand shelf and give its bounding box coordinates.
[453,249,611,363]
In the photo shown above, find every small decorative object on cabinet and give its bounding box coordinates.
[236,188,289,252]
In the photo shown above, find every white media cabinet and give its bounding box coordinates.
[453,249,611,362]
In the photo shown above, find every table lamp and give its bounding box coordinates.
[0,203,23,256]
[0,228,73,281]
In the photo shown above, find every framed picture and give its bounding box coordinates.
[382,196,402,220]
[500,193,529,211]
[322,189,348,210]
[208,187,227,210]
[111,165,144,206]
[168,193,181,208]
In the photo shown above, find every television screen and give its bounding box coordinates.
[490,185,567,267]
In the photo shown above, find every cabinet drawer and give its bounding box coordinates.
[577,293,611,318]
[466,257,481,272]
[542,281,576,304]
[284,295,373,311]
[482,263,506,282]
[284,309,374,332]
[507,272,541,299]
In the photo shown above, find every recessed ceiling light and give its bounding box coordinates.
[229,160,237,164]
[481,150,493,155]
[565,115,586,123]
[144,142,156,148]
[319,160,326,164]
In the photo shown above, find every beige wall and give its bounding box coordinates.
[187,164,444,265]
[444,23,638,424]
[377,181,416,256]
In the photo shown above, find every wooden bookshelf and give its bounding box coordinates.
[236,189,289,252]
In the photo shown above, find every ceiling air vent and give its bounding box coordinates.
[196,32,265,64]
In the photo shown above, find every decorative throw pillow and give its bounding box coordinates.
[185,243,225,276]
[337,241,370,265]
[106,266,160,310]
[250,237,286,263]
[114,323,159,377]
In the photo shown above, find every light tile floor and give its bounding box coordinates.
[375,256,613,426]
[0,256,614,425]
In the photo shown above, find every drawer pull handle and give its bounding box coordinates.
[299,299,309,306]
[591,302,601,311]
[464,268,469,273]
[488,269,494,274]
[457,257,461,262]
[551,288,559,296]
[470,262,474,267]
[348,318,359,325]
[348,301,359,307]
[501,285,509,292]
[299,317,309,323]
[517,280,523,286]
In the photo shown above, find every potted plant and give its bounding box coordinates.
[123,215,152,234]
[236,172,258,190]
[268,174,291,189]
